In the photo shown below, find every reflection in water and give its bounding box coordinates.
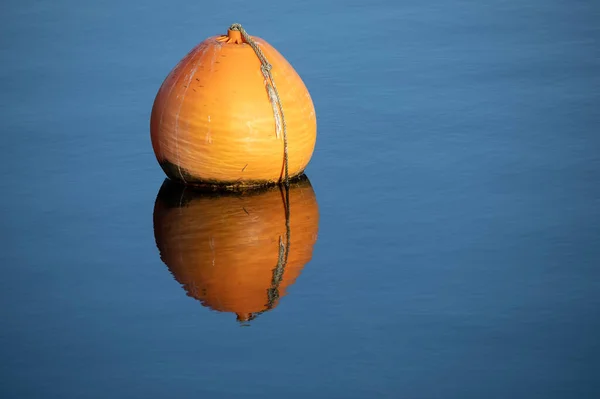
[153,175,319,324]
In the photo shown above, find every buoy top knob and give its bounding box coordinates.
[226,29,243,44]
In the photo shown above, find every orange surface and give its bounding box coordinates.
[150,28,317,186]
[153,177,319,322]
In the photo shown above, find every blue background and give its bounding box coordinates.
[1,1,599,397]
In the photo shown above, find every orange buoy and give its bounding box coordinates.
[152,175,319,323]
[150,23,317,188]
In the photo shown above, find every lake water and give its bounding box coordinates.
[1,1,599,398]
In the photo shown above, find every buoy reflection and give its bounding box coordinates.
[153,175,319,324]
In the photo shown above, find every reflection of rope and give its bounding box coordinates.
[267,182,291,308]
[266,235,286,307]
[243,183,291,324]
[229,23,290,187]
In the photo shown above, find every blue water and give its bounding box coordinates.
[1,1,599,398]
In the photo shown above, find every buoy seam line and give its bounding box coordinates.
[229,23,290,189]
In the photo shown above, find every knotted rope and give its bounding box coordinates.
[228,23,290,188]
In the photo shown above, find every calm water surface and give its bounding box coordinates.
[1,1,599,398]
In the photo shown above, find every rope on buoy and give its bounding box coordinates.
[229,23,290,188]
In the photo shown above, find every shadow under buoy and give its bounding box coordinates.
[152,174,319,325]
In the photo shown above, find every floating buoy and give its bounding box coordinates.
[150,23,317,188]
[152,175,319,323]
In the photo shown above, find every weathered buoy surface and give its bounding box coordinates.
[150,24,317,188]
[152,175,319,323]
